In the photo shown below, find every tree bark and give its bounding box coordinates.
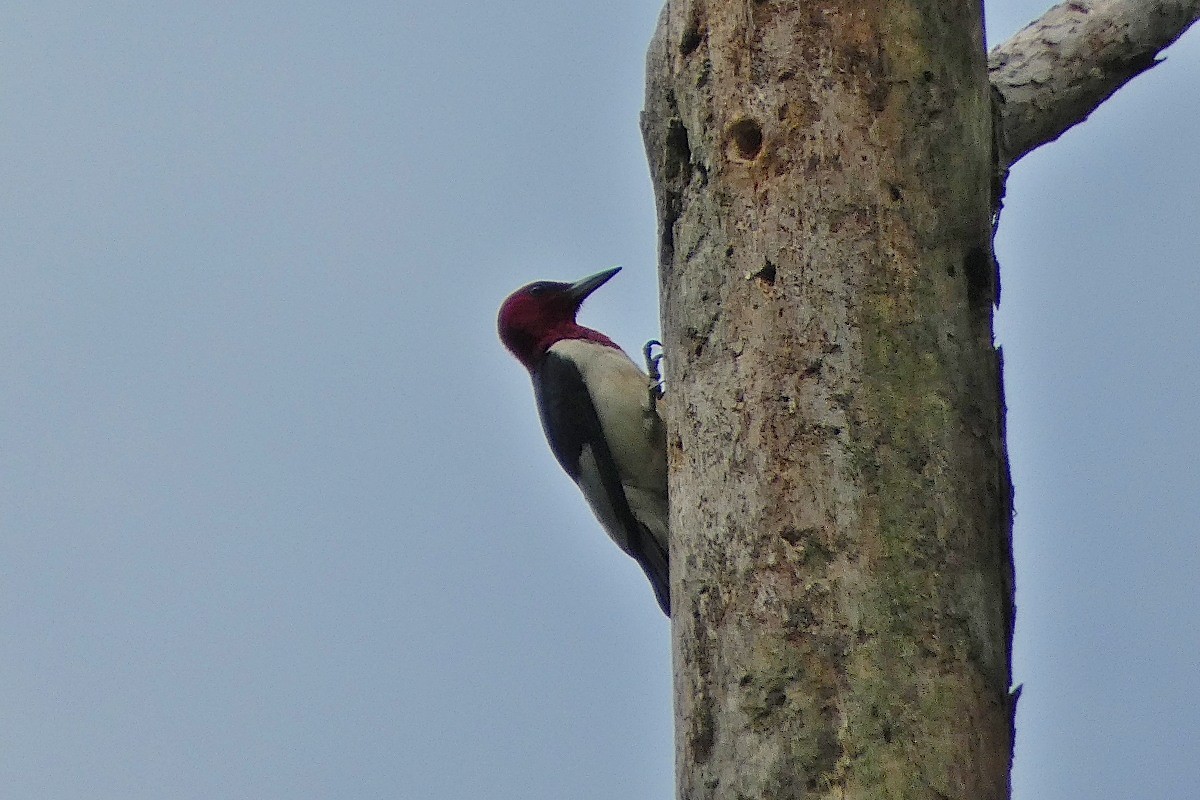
[642,1,1013,798]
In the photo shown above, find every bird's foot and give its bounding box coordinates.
[644,340,664,402]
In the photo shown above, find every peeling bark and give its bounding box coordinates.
[643,1,1014,798]
[990,0,1200,167]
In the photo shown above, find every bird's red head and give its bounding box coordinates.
[498,267,621,370]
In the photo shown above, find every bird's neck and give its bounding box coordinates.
[537,323,620,360]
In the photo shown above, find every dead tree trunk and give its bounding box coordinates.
[642,0,1198,797]
[643,1,1012,797]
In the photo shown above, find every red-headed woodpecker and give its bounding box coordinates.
[498,267,669,616]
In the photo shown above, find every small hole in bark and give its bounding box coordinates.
[889,183,902,201]
[964,245,992,306]
[728,118,763,160]
[753,259,776,285]
[680,27,702,55]
[665,120,692,171]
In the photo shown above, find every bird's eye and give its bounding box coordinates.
[528,283,551,296]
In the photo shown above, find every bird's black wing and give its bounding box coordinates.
[533,351,670,616]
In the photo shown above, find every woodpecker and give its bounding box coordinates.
[498,267,670,616]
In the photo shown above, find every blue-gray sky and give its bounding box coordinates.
[2,3,1196,798]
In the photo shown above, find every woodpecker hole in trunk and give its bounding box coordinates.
[727,118,763,161]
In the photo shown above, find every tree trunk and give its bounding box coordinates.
[642,1,1015,798]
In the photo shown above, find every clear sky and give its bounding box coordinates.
[2,3,1197,798]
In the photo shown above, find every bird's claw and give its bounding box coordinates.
[644,340,664,402]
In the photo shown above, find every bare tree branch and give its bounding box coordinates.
[990,0,1200,168]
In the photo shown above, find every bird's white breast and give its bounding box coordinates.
[549,339,668,547]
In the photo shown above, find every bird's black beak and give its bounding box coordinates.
[567,267,621,305]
